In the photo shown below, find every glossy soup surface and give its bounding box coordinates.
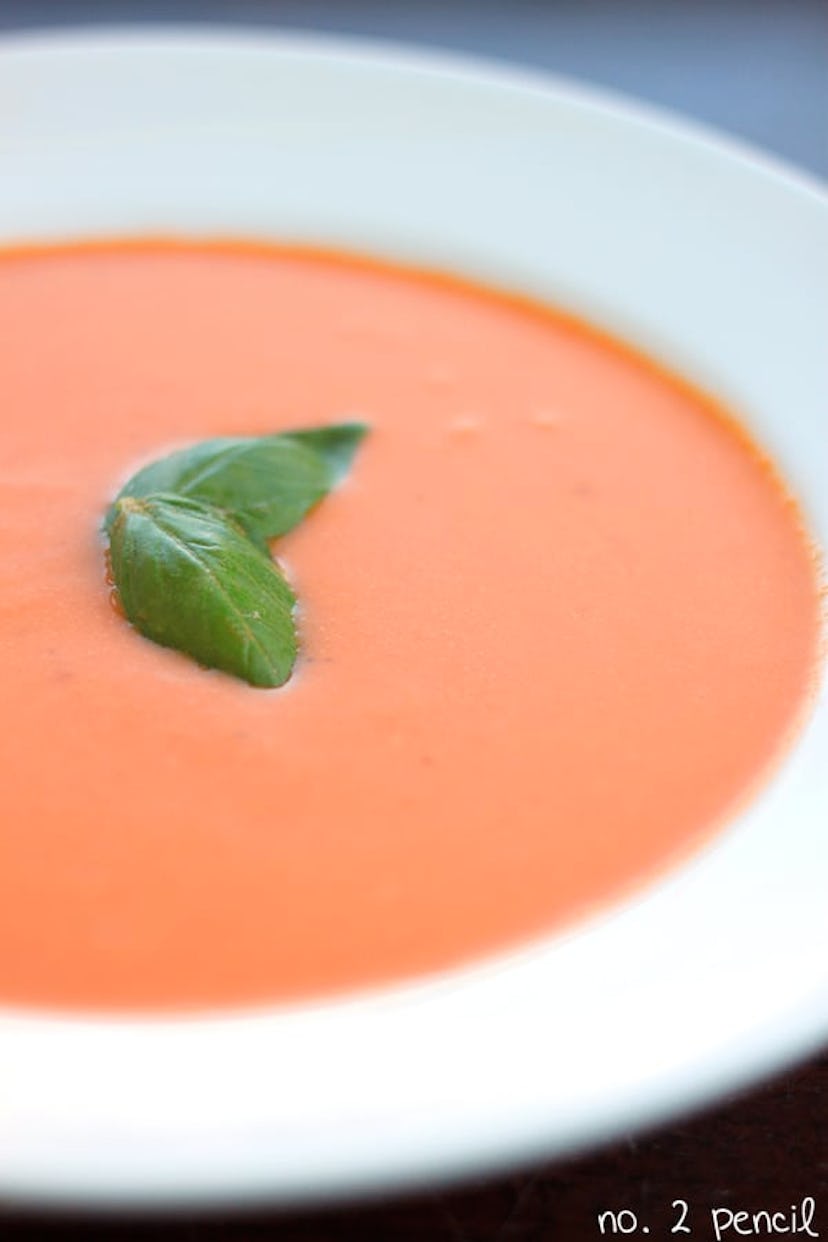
[0,242,821,1011]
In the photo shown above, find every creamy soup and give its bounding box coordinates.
[0,241,820,1010]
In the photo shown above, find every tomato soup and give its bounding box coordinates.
[0,241,820,1011]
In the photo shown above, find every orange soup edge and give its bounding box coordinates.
[0,238,822,1012]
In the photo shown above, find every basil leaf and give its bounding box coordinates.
[106,422,369,550]
[283,422,369,484]
[104,421,368,689]
[108,494,297,688]
[107,436,327,552]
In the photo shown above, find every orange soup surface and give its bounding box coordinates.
[0,241,821,1011]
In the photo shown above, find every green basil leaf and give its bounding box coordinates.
[106,422,369,550]
[108,493,297,688]
[282,422,370,484]
[107,437,327,552]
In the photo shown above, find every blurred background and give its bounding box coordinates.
[0,0,826,176]
[0,2,825,1238]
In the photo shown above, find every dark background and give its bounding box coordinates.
[0,2,825,1237]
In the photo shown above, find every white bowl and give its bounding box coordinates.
[0,28,825,1210]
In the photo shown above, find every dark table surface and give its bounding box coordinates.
[0,2,825,1236]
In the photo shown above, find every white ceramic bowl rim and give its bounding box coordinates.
[0,27,825,1209]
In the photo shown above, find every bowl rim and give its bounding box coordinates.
[1,20,826,200]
